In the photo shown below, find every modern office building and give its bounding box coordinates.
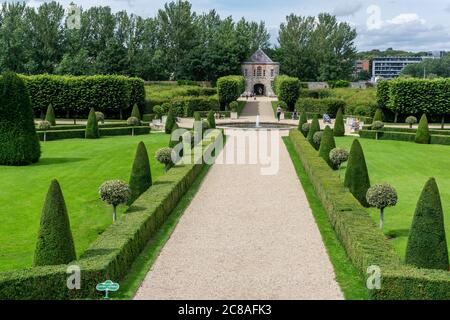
[372,56,425,80]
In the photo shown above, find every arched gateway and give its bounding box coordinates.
[241,49,280,97]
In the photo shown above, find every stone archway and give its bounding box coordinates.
[254,84,265,96]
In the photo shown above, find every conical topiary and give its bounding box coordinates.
[194,111,201,122]
[415,114,431,144]
[405,178,449,270]
[307,115,321,150]
[128,142,152,205]
[85,108,99,139]
[165,107,176,134]
[131,104,141,120]
[319,126,337,169]
[0,72,41,166]
[34,179,76,266]
[207,110,216,129]
[298,111,308,137]
[372,109,383,124]
[344,139,371,207]
[45,104,56,126]
[334,108,345,137]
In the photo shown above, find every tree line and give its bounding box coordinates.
[0,0,358,82]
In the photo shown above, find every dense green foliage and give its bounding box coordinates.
[372,109,383,123]
[85,108,100,139]
[376,80,390,109]
[0,72,41,165]
[307,115,321,149]
[165,107,176,134]
[415,114,431,144]
[207,110,216,129]
[128,142,153,205]
[34,180,76,266]
[298,111,308,136]
[319,126,336,169]
[295,97,345,118]
[334,108,345,137]
[217,76,245,108]
[401,54,450,78]
[131,104,141,120]
[45,104,56,126]
[344,139,371,207]
[274,75,300,110]
[405,178,449,270]
[168,96,219,117]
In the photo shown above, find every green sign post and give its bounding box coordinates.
[96,280,120,299]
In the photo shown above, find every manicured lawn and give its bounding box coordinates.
[145,83,203,100]
[0,133,169,272]
[336,137,450,262]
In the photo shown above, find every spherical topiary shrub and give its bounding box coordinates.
[302,123,311,136]
[96,112,105,124]
[372,121,384,140]
[156,147,174,172]
[99,180,131,222]
[85,107,99,139]
[45,104,56,126]
[128,142,152,205]
[415,114,431,144]
[405,116,417,129]
[366,184,398,230]
[127,116,140,136]
[405,178,449,270]
[330,148,349,176]
[153,105,163,118]
[0,72,41,166]
[34,179,76,267]
[313,131,323,148]
[38,121,52,142]
[344,139,371,207]
[319,126,336,169]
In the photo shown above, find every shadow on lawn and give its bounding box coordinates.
[34,157,89,166]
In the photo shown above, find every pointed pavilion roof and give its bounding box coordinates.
[243,49,279,65]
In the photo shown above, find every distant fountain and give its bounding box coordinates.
[255,115,261,128]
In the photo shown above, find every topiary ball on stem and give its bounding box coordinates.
[330,148,349,175]
[313,131,323,148]
[96,112,105,124]
[405,116,417,129]
[99,180,131,223]
[127,116,140,136]
[156,147,175,172]
[38,121,52,142]
[366,184,398,230]
[372,121,384,140]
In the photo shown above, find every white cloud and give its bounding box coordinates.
[387,13,426,25]
[333,1,363,17]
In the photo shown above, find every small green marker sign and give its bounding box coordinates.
[96,280,120,299]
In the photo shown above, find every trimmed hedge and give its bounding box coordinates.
[0,134,219,299]
[217,76,245,108]
[18,74,145,119]
[274,75,300,110]
[36,127,150,141]
[295,98,346,118]
[288,130,450,300]
[362,126,450,136]
[359,130,450,146]
[169,96,220,117]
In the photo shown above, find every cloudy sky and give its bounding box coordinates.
[26,0,450,52]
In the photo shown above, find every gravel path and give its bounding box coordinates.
[134,100,343,300]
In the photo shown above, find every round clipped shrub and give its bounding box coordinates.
[0,72,41,165]
[302,123,311,136]
[156,147,174,172]
[415,114,431,144]
[127,116,140,136]
[128,142,152,205]
[34,179,76,266]
[298,111,308,137]
[207,110,216,129]
[372,121,384,140]
[313,131,323,147]
[99,180,131,222]
[366,184,398,230]
[165,107,176,134]
[319,126,336,169]
[330,148,349,175]
[307,115,321,150]
[45,104,56,126]
[405,116,417,128]
[229,101,239,112]
[153,105,163,118]
[85,108,99,139]
[333,108,345,137]
[344,139,371,207]
[38,120,52,142]
[405,178,449,270]
[131,103,141,120]
[96,112,105,124]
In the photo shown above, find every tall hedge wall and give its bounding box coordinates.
[217,75,245,108]
[274,75,300,110]
[17,75,145,119]
[295,98,346,118]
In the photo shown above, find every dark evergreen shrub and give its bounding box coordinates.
[131,104,141,120]
[0,72,41,166]
[298,111,308,136]
[307,115,320,149]
[45,104,56,126]
[405,178,449,270]
[415,114,431,144]
[207,110,216,129]
[334,108,345,137]
[34,179,76,266]
[372,108,383,123]
[319,126,337,169]
[128,142,152,205]
[344,139,371,207]
[85,108,99,139]
[194,111,201,122]
[165,107,176,134]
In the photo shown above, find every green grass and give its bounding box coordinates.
[115,164,212,300]
[0,133,169,272]
[336,137,450,263]
[283,137,369,300]
[145,84,203,100]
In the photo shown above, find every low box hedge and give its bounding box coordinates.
[0,135,219,299]
[359,130,450,146]
[36,126,150,141]
[363,125,450,136]
[288,130,450,299]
